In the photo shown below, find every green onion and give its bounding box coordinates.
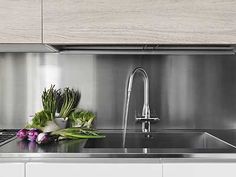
[52,127,105,139]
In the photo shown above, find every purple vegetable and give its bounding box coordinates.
[16,129,28,140]
[36,133,49,144]
[27,129,41,142]
[36,133,56,144]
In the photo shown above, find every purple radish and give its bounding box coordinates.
[36,133,57,144]
[27,129,41,142]
[16,129,28,140]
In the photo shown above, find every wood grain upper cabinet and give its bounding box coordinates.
[43,0,236,44]
[0,0,41,43]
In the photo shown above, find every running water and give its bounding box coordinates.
[122,67,149,147]
[122,91,131,148]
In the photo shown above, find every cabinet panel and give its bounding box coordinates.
[0,0,41,43]
[163,163,236,177]
[0,163,24,177]
[43,0,236,44]
[26,163,162,177]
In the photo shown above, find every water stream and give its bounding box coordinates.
[122,91,131,148]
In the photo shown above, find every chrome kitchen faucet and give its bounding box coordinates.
[123,67,159,133]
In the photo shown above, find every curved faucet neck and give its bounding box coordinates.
[127,67,150,118]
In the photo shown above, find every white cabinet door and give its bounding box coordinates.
[0,163,24,177]
[26,162,162,177]
[163,163,236,177]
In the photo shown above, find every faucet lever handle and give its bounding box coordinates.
[136,117,160,122]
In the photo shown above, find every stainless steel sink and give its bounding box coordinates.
[84,132,235,149]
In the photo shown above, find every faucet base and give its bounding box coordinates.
[142,121,151,133]
[136,117,160,133]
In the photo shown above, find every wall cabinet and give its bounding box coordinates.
[26,162,162,177]
[43,0,236,44]
[163,163,236,177]
[0,163,24,177]
[0,0,41,43]
[0,0,235,44]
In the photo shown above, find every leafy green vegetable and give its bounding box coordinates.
[52,127,105,139]
[58,88,81,118]
[26,110,51,130]
[69,110,95,128]
[41,85,61,120]
[27,86,86,133]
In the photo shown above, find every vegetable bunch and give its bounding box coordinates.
[58,88,81,118]
[69,110,95,128]
[17,128,41,142]
[28,85,82,129]
[42,85,81,119]
[52,127,105,139]
[27,110,51,130]
[17,129,58,144]
[42,85,61,120]
[17,127,105,144]
[18,85,104,145]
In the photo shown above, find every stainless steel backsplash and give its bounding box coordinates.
[0,53,236,130]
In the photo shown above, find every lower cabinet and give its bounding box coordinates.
[163,163,236,177]
[26,162,162,177]
[17,161,236,177]
[0,163,24,177]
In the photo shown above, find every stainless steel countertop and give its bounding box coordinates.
[1,129,236,159]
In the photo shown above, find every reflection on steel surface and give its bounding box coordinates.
[0,54,236,130]
[0,130,236,159]
[85,132,235,149]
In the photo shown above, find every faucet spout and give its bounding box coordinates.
[123,67,159,133]
[127,67,150,119]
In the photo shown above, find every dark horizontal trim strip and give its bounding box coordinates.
[51,44,236,55]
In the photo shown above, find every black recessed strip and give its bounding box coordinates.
[50,44,236,55]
